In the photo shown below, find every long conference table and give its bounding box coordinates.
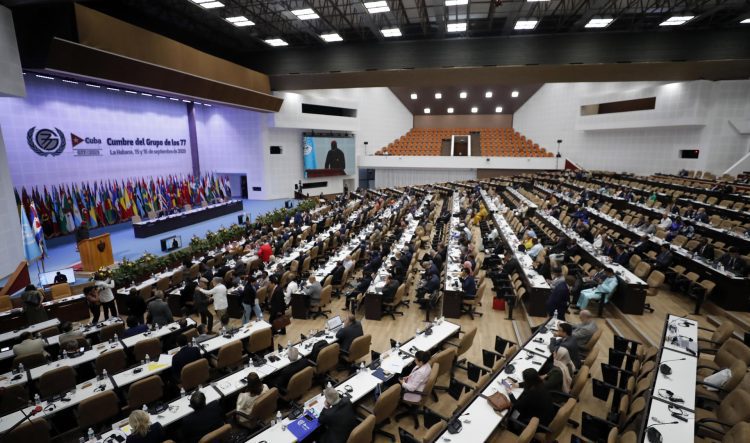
[436,317,559,442]
[639,314,698,443]
[479,188,551,316]
[132,200,244,238]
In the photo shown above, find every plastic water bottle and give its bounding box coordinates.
[113,333,119,342]
[553,310,558,321]
[18,363,24,373]
[192,337,197,347]
[326,381,332,389]
[34,393,41,405]
[87,428,95,442]
[62,350,68,359]
[142,404,148,411]
[287,340,291,350]
[101,368,108,381]
[145,354,151,364]
[180,387,186,398]
[360,362,366,373]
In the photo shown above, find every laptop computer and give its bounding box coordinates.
[326,315,343,331]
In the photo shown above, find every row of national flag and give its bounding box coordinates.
[16,173,231,260]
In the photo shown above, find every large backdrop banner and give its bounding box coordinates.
[0,76,193,189]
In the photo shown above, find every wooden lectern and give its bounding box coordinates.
[78,233,114,272]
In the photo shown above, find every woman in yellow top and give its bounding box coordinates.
[472,203,489,225]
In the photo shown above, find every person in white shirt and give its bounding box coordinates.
[400,350,433,402]
[94,274,118,319]
[197,277,228,321]
[460,223,472,241]
[343,255,354,273]
[528,237,544,259]
[488,228,499,241]
[284,279,299,306]
[658,215,672,230]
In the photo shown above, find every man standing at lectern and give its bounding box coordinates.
[75,220,90,244]
[324,140,346,172]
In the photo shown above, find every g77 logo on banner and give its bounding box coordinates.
[26,127,66,157]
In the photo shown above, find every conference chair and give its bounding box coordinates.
[95,348,127,375]
[6,418,50,443]
[643,270,665,313]
[13,352,47,371]
[345,415,376,443]
[139,285,152,301]
[696,359,747,403]
[50,283,72,300]
[358,384,401,441]
[180,359,210,391]
[182,327,199,342]
[280,366,314,405]
[429,348,456,396]
[395,362,440,429]
[228,387,279,429]
[698,338,750,375]
[340,334,371,367]
[156,277,170,292]
[494,417,539,443]
[698,320,735,352]
[99,322,125,342]
[211,340,244,371]
[695,389,750,440]
[77,390,120,430]
[133,337,161,362]
[126,375,164,411]
[532,398,576,443]
[246,327,273,355]
[198,424,231,443]
[382,284,405,319]
[461,280,485,319]
[445,326,477,368]
[313,342,340,385]
[38,366,76,398]
[310,285,332,319]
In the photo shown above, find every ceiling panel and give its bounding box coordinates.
[390,83,542,115]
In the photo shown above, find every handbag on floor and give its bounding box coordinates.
[272,314,291,330]
[492,296,506,311]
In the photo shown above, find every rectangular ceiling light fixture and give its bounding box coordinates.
[659,16,694,26]
[514,19,538,30]
[191,0,224,9]
[320,33,343,42]
[447,22,467,32]
[265,38,289,47]
[291,8,319,20]
[381,27,402,37]
[445,0,469,5]
[741,18,750,23]
[364,1,390,14]
[585,17,613,28]
[226,16,254,26]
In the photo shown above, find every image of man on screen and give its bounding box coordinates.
[324,140,346,171]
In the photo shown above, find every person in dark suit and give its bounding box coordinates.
[317,387,359,443]
[324,140,346,172]
[695,238,715,261]
[268,275,287,335]
[613,244,631,267]
[381,275,399,303]
[504,368,557,429]
[549,323,581,369]
[546,276,572,320]
[632,235,650,256]
[416,271,439,301]
[171,334,202,379]
[336,314,363,353]
[181,392,224,443]
[147,292,173,326]
[345,272,373,313]
[122,315,148,338]
[389,257,405,282]
[125,288,147,324]
[719,247,748,276]
[654,244,674,271]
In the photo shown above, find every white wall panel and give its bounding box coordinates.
[374,168,476,189]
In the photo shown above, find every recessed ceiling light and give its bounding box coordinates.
[495,106,503,113]
[141,93,152,97]
[381,27,402,37]
[107,87,120,91]
[85,84,101,88]
[364,1,390,14]
[264,38,289,47]
[291,8,319,20]
[226,16,254,27]
[659,16,694,26]
[169,97,179,101]
[155,95,166,99]
[585,17,614,28]
[514,19,538,30]
[35,74,54,80]
[485,91,493,98]
[204,103,212,107]
[125,90,137,94]
[445,0,469,5]
[435,92,442,99]
[61,79,78,84]
[191,0,224,9]
[424,108,431,114]
[471,107,478,113]
[320,33,343,42]
[459,91,468,99]
[447,107,454,113]
[741,18,750,24]
[447,22,467,32]
[511,90,519,98]
[410,93,418,100]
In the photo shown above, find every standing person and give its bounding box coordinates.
[196,277,227,329]
[84,285,101,324]
[21,284,48,325]
[546,275,572,320]
[317,387,358,443]
[193,278,214,333]
[94,273,118,320]
[268,275,287,335]
[241,275,262,324]
[146,291,173,326]
[126,288,147,324]
[323,140,346,172]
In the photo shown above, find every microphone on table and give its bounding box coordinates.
[646,421,679,443]
[659,357,686,376]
